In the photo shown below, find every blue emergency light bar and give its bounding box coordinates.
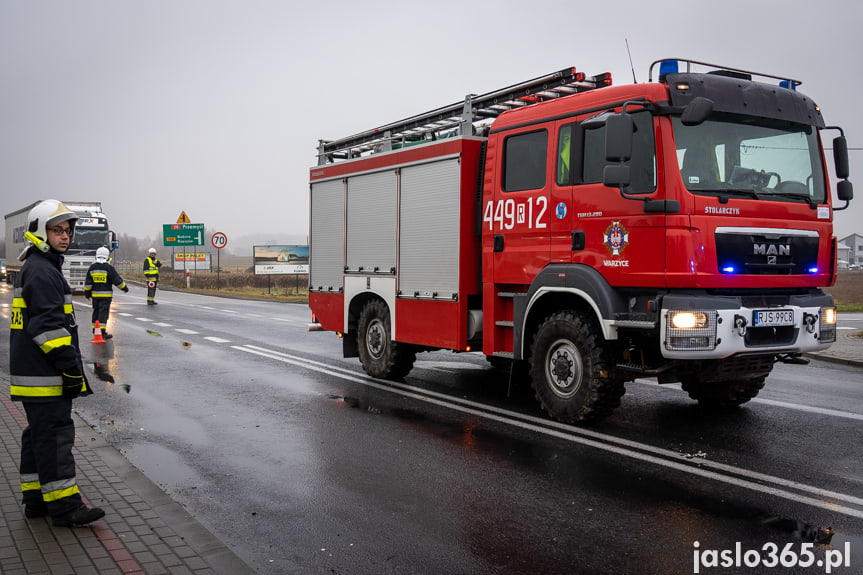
[651,58,803,90]
[659,60,679,78]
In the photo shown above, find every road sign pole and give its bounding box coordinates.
[210,232,228,292]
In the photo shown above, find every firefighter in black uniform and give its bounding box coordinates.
[84,246,128,340]
[143,247,162,305]
[9,199,105,526]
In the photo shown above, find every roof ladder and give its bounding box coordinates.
[317,67,611,165]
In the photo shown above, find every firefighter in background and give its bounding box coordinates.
[9,199,105,527]
[143,247,162,305]
[84,246,129,339]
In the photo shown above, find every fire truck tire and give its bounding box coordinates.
[357,299,416,380]
[680,375,767,408]
[529,310,625,423]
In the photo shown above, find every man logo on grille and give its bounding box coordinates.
[754,243,790,256]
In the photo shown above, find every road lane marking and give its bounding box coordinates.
[153,322,173,327]
[234,344,863,520]
[631,380,863,421]
[752,398,863,421]
[176,329,198,334]
[204,337,231,343]
[135,317,154,322]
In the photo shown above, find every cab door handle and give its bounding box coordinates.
[572,230,586,251]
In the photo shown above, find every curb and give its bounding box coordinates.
[803,353,863,368]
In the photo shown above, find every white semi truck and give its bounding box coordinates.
[4,200,118,292]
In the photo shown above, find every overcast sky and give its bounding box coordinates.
[1,0,861,247]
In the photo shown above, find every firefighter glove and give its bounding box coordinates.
[61,370,85,399]
[85,293,91,300]
[122,286,129,293]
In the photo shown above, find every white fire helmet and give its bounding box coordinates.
[148,248,157,255]
[96,247,110,263]
[24,199,78,254]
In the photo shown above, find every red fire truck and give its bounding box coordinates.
[307,58,853,423]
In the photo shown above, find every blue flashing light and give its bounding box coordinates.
[808,266,819,274]
[659,60,679,79]
[779,80,797,91]
[721,265,737,274]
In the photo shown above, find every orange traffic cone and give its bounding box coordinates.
[91,321,106,343]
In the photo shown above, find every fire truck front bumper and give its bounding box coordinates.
[658,292,837,360]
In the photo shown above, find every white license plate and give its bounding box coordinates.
[753,309,794,327]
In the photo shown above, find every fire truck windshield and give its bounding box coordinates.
[672,115,826,204]
[70,227,110,251]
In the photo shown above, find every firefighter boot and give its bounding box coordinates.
[25,503,49,518]
[52,505,105,527]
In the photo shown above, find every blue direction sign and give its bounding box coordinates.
[163,223,204,246]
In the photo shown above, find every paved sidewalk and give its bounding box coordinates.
[804,327,863,368]
[0,374,255,575]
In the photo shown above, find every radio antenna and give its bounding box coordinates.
[625,38,638,83]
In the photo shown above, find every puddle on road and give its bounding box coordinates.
[123,442,198,490]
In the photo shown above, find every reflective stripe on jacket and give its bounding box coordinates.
[83,261,127,298]
[10,249,87,402]
[143,256,161,276]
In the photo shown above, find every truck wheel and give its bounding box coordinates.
[357,300,416,380]
[680,375,767,408]
[529,310,625,423]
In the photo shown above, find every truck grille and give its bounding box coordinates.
[715,231,819,275]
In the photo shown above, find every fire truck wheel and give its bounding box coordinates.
[680,375,767,408]
[357,299,416,380]
[529,310,624,423]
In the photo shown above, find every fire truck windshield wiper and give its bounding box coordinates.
[709,188,763,200]
[767,191,817,205]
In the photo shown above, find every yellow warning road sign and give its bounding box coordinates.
[177,211,191,224]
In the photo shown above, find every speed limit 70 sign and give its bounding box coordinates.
[211,232,228,249]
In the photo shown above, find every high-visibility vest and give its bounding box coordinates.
[144,256,160,276]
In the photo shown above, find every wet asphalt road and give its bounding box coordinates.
[1,284,861,574]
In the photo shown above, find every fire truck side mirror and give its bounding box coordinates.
[680,97,714,126]
[837,180,853,202]
[605,113,633,162]
[833,135,850,180]
[603,164,631,188]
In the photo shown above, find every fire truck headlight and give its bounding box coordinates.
[819,307,837,343]
[665,310,718,351]
[670,311,708,329]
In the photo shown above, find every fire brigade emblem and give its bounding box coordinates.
[603,221,629,256]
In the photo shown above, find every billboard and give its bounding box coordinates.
[173,252,211,270]
[254,245,309,275]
